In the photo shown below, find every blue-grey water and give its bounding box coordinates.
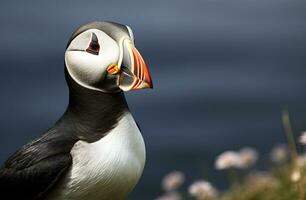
[0,0,306,199]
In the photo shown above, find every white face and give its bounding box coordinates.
[65,29,120,92]
[65,24,152,93]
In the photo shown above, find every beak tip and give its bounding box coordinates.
[146,79,153,89]
[122,44,153,91]
[144,81,154,89]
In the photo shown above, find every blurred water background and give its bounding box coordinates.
[0,0,306,199]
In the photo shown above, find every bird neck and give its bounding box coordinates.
[60,74,129,142]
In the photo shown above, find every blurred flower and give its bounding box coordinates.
[154,192,182,200]
[162,171,185,191]
[245,171,278,187]
[291,169,301,182]
[215,151,241,170]
[238,147,258,169]
[297,154,306,167]
[188,180,218,200]
[270,144,289,163]
[299,131,306,145]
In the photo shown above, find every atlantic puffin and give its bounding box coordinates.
[0,21,152,200]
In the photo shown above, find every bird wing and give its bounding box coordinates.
[0,130,75,200]
[0,154,71,200]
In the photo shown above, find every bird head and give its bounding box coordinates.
[65,21,153,93]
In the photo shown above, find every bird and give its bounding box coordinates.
[0,21,153,200]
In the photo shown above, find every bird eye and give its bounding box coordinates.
[86,33,100,55]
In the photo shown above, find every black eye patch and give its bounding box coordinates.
[86,32,100,55]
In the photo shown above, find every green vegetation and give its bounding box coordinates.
[155,110,306,200]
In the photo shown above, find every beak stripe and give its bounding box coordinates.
[132,47,144,89]
[119,40,153,91]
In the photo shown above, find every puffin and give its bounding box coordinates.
[0,21,152,200]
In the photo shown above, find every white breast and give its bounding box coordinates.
[46,112,146,200]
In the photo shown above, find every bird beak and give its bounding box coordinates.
[111,39,153,91]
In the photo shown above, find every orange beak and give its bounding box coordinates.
[117,39,153,91]
[130,47,153,90]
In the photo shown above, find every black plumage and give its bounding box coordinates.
[0,66,129,200]
[0,21,141,200]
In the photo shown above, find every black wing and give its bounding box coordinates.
[0,129,76,200]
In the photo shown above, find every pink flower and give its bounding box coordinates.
[299,131,306,145]
[297,154,306,167]
[270,144,288,163]
[162,171,185,191]
[238,147,258,168]
[154,192,182,200]
[189,180,218,200]
[245,171,277,186]
[215,151,241,170]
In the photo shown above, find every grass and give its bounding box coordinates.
[155,109,306,200]
[219,165,306,200]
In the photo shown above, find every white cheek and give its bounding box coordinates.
[65,29,120,91]
[65,45,119,88]
[66,51,104,86]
